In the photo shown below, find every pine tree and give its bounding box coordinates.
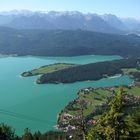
[123,103,140,140]
[87,89,129,140]
[0,123,16,140]
[22,128,33,140]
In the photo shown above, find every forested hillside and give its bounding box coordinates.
[0,28,140,57]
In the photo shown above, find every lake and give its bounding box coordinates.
[0,55,133,135]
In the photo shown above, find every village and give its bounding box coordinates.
[57,85,140,133]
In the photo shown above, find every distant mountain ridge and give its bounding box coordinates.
[0,10,140,34]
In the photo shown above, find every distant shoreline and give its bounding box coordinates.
[108,74,122,79]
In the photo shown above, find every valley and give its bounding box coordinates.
[0,7,140,139]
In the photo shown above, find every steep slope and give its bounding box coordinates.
[0,11,124,34]
[101,14,127,31]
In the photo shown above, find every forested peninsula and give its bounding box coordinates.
[36,59,140,84]
[23,58,140,84]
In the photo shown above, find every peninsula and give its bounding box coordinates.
[21,58,140,84]
[36,58,140,84]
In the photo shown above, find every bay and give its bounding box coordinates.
[0,55,133,135]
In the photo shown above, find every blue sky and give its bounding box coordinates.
[0,0,140,18]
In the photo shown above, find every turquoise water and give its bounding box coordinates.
[0,55,133,135]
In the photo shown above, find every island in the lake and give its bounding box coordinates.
[21,58,140,84]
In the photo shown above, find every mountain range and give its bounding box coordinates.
[0,10,140,34]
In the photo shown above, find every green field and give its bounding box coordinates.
[127,86,140,96]
[31,63,77,75]
[69,89,112,116]
[21,63,77,77]
[59,86,140,118]
[122,68,140,75]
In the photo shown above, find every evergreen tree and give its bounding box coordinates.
[0,123,16,140]
[122,102,140,139]
[87,89,129,140]
[22,128,33,140]
[32,131,41,140]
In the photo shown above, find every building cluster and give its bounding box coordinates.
[78,86,115,95]
[58,113,79,132]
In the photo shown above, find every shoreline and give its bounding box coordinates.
[108,74,122,79]
[57,85,140,132]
